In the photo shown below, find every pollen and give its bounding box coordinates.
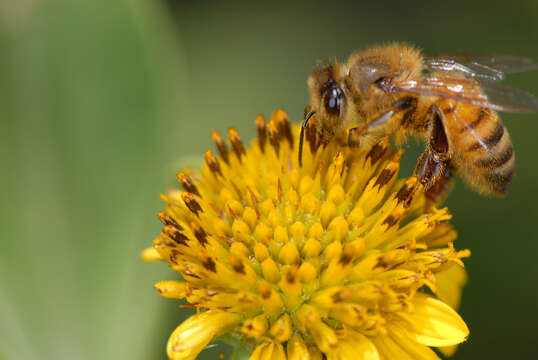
[144,110,470,360]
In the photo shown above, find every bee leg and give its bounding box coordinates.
[347,126,363,147]
[413,105,453,207]
[424,164,455,208]
[414,150,447,188]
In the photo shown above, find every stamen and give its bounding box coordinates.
[274,109,293,147]
[267,120,280,154]
[227,127,246,159]
[211,130,229,164]
[366,135,390,164]
[190,221,208,247]
[255,114,266,152]
[163,225,188,246]
[181,192,203,216]
[158,211,182,229]
[177,172,200,196]
[204,150,222,175]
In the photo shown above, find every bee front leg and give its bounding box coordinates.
[347,126,364,147]
[413,105,454,207]
[347,108,396,148]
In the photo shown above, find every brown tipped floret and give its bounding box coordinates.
[256,114,267,152]
[190,221,208,246]
[367,136,390,165]
[267,120,281,154]
[163,225,188,246]
[177,172,200,196]
[204,150,222,175]
[182,192,202,216]
[395,176,419,207]
[228,127,246,159]
[211,130,229,164]
[273,109,293,147]
[158,211,182,229]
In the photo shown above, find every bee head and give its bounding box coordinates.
[307,63,347,136]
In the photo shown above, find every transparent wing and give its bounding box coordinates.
[424,54,538,82]
[392,76,538,113]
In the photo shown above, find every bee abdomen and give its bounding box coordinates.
[475,143,514,168]
[470,115,515,195]
[484,168,515,195]
[467,119,505,152]
[448,104,516,196]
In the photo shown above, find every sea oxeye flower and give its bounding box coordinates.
[143,110,470,360]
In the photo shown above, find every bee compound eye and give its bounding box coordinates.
[324,84,344,115]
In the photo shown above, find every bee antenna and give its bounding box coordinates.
[299,110,315,167]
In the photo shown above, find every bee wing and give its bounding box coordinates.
[424,54,538,82]
[393,76,538,113]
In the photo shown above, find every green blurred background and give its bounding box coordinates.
[1,0,537,359]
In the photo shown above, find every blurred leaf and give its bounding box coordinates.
[0,0,188,359]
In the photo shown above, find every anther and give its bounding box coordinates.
[259,283,272,299]
[246,186,261,217]
[255,114,266,152]
[163,225,188,246]
[204,150,222,175]
[267,120,280,154]
[367,136,390,164]
[395,176,418,207]
[229,255,246,275]
[227,128,246,159]
[181,192,203,216]
[211,130,229,164]
[158,211,182,229]
[374,162,398,188]
[274,109,293,147]
[286,265,299,283]
[200,253,217,272]
[190,221,208,247]
[331,288,352,303]
[177,172,200,196]
[338,246,355,266]
[382,208,404,230]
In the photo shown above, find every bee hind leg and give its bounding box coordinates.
[415,153,455,208]
[426,165,455,207]
[413,105,454,208]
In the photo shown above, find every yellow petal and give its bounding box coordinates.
[434,265,467,357]
[141,246,162,261]
[167,310,240,360]
[154,280,187,299]
[396,294,469,347]
[327,330,379,360]
[250,342,287,360]
[437,344,458,357]
[435,264,467,310]
[372,331,439,360]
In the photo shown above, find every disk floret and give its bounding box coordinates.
[144,109,470,360]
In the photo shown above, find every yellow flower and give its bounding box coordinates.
[143,110,470,359]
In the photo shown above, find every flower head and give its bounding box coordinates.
[143,110,470,359]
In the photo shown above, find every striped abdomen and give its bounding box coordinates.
[441,100,515,196]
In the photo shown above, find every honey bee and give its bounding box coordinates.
[301,43,538,204]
